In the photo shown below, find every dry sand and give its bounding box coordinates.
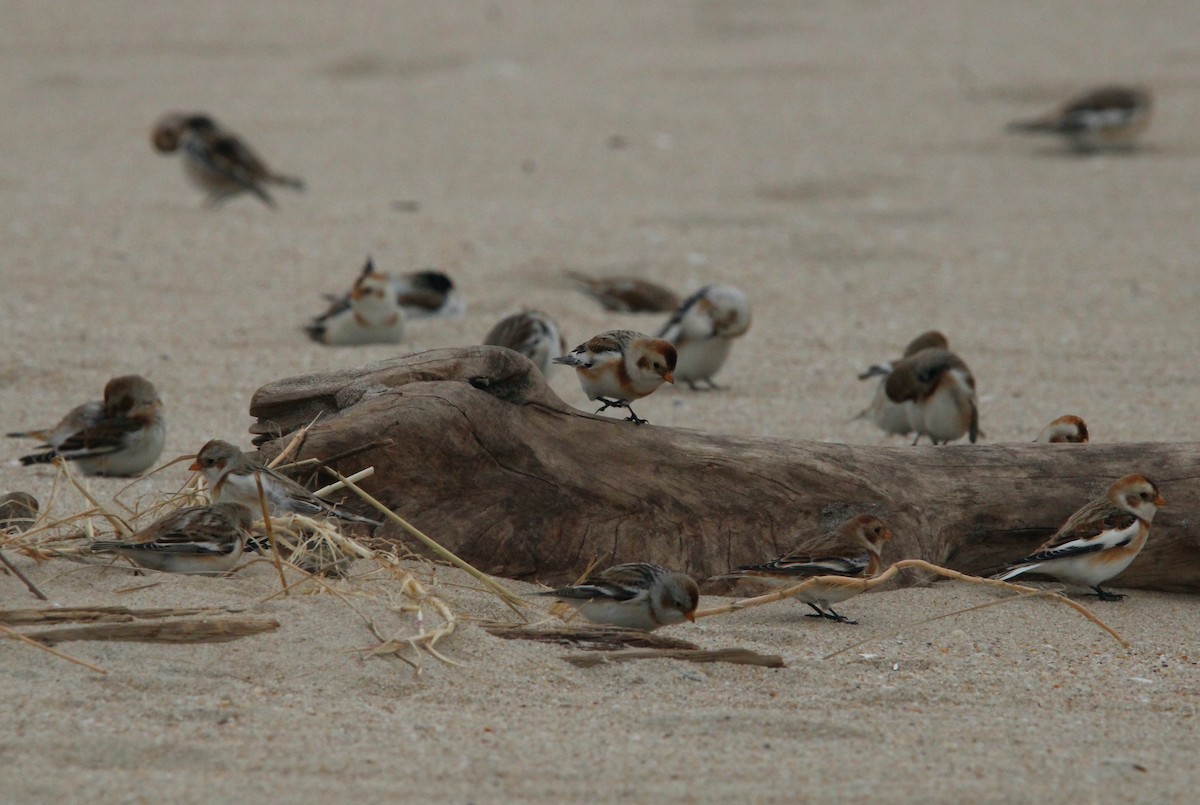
[3,2,1200,802]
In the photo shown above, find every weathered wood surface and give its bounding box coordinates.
[248,347,1200,593]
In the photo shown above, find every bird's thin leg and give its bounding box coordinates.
[593,397,622,414]
[1091,586,1126,602]
[911,434,922,446]
[803,603,827,619]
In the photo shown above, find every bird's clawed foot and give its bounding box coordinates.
[804,604,857,624]
[594,397,647,425]
[1091,586,1126,602]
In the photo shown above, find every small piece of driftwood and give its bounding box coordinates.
[22,617,279,645]
[483,622,701,651]
[247,347,1200,593]
[0,606,233,626]
[563,648,785,668]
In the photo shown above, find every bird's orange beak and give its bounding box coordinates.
[1155,494,1166,506]
[685,611,696,622]
[663,371,675,384]
[187,459,201,472]
[882,530,894,541]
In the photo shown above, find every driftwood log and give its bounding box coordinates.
[248,347,1200,593]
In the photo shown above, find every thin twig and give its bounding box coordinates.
[255,474,289,597]
[697,559,1127,648]
[0,548,49,600]
[0,622,108,674]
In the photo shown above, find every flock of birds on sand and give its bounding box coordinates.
[0,84,1169,632]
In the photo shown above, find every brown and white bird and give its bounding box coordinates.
[855,331,949,438]
[0,491,39,534]
[996,474,1164,600]
[536,563,700,631]
[483,310,567,375]
[394,270,464,318]
[8,375,166,476]
[884,345,981,445]
[88,502,254,576]
[657,285,752,390]
[1036,415,1090,443]
[716,515,893,624]
[565,270,679,313]
[552,330,677,424]
[306,258,405,346]
[1006,85,1153,152]
[189,439,380,525]
[152,112,304,208]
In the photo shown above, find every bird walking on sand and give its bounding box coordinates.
[657,285,751,390]
[715,515,893,624]
[392,270,464,318]
[565,270,679,313]
[483,310,567,375]
[1005,85,1153,152]
[0,491,39,534]
[536,563,700,631]
[88,502,254,575]
[153,112,304,208]
[1036,415,1089,443]
[8,375,165,477]
[995,474,1163,600]
[306,258,406,346]
[189,439,380,525]
[884,344,982,445]
[552,330,676,424]
[855,330,949,438]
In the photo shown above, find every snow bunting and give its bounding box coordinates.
[884,345,981,445]
[189,439,380,525]
[855,331,949,438]
[152,112,304,208]
[306,258,405,346]
[0,491,39,534]
[394,270,464,318]
[716,515,893,624]
[536,563,700,631]
[8,375,166,476]
[1036,415,1090,443]
[483,310,567,375]
[657,285,752,390]
[552,330,677,424]
[88,502,253,575]
[1006,85,1153,152]
[996,474,1163,600]
[565,270,680,313]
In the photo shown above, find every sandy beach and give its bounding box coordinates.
[3,2,1200,802]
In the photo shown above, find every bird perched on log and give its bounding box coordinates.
[1005,85,1153,152]
[8,375,165,476]
[306,258,405,346]
[714,515,893,624]
[995,474,1163,600]
[657,285,751,390]
[1036,415,1090,443]
[553,330,676,424]
[483,310,566,375]
[152,112,304,207]
[536,563,699,631]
